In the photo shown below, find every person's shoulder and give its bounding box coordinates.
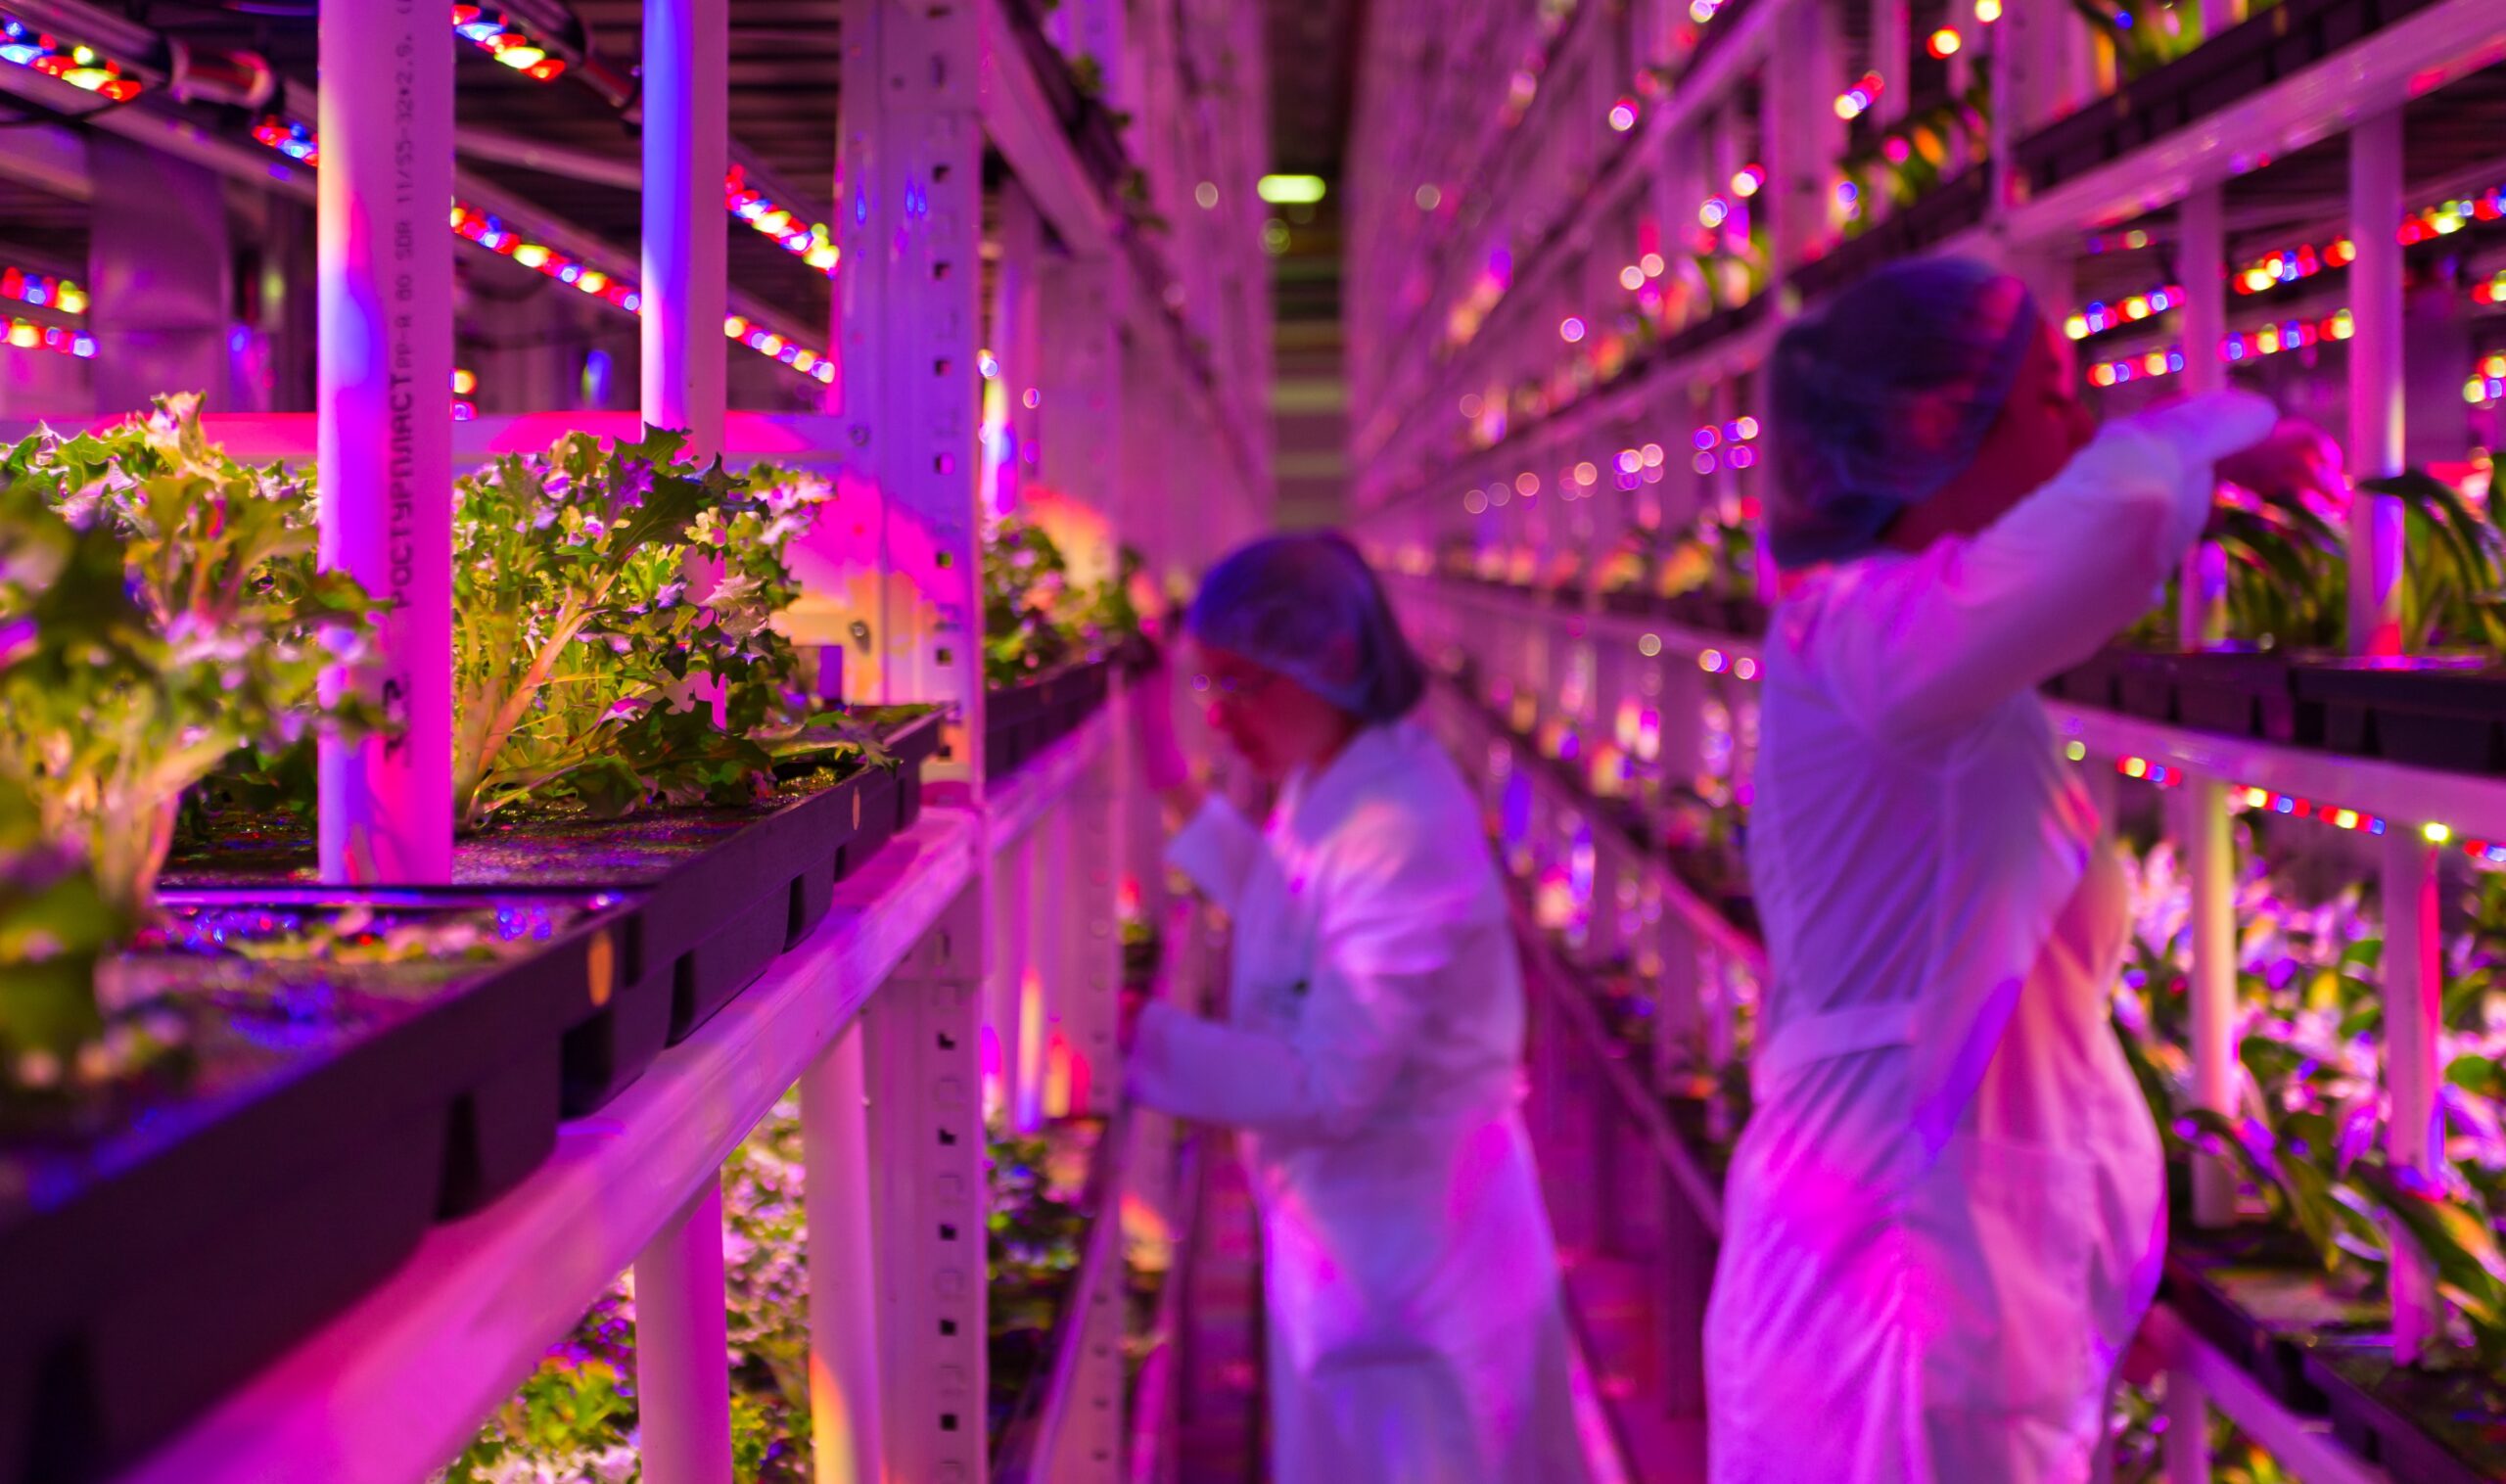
[1329,736,1484,876]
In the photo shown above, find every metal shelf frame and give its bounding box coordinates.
[81,0,1263,1477]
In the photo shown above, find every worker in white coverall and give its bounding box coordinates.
[1123,533,1594,1484]
[1704,256,2344,1481]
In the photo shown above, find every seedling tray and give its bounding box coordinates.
[163,711,942,1104]
[2111,649,2331,743]
[0,888,634,1484]
[2305,1342,2506,1484]
[2291,661,2506,774]
[2161,1224,2383,1412]
[2013,0,2448,197]
[986,655,1117,781]
[2044,647,2131,710]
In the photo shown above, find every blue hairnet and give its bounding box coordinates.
[1767,256,2043,570]
[1185,533,1427,723]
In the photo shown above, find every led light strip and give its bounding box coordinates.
[451,6,566,81]
[248,119,838,382]
[3,318,93,357]
[0,264,85,316]
[2085,309,2355,387]
[2083,747,2506,853]
[452,203,837,383]
[2064,286,2185,341]
[2469,351,2506,407]
[723,167,839,275]
[0,14,142,101]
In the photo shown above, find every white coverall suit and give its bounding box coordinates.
[1129,719,1594,1484]
[1704,392,2279,1481]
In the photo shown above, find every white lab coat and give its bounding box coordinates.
[1703,392,2279,1482]
[1129,720,1592,1484]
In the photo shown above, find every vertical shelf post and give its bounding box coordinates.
[2348,110,2406,657]
[869,888,991,1484]
[2348,106,2445,1361]
[316,0,454,884]
[804,1023,889,1484]
[637,1182,736,1484]
[2388,830,2446,1362]
[2178,185,2240,1229]
[632,5,736,1476]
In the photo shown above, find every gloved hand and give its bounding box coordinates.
[2217,416,2345,505]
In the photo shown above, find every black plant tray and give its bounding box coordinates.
[987,655,1117,780]
[2013,0,2448,197]
[1663,591,1768,637]
[1601,586,1668,620]
[2110,649,2332,743]
[2291,661,2506,775]
[164,711,944,1106]
[0,888,633,1484]
[2043,647,2132,709]
[2305,1342,2506,1484]
[2162,1224,2384,1412]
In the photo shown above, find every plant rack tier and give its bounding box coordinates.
[99,809,977,1484]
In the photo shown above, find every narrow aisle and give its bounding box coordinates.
[1176,1136,1266,1484]
[1525,950,1711,1484]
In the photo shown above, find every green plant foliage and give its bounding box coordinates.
[2125,465,2506,655]
[448,430,834,830]
[1839,83,1990,235]
[982,515,1146,690]
[2360,465,2506,655]
[2071,0,2205,80]
[0,396,378,921]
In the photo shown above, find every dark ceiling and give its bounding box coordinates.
[1267,0,1363,179]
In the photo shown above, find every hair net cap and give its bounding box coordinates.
[1767,256,2043,570]
[1185,533,1428,724]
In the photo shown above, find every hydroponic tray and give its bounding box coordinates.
[166,707,946,1106]
[986,654,1117,780]
[0,888,638,1484]
[2012,0,2450,197]
[2161,1225,2386,1413]
[2306,1341,2506,1484]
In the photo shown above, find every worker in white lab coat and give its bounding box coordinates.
[1124,533,1593,1484]
[1703,257,2342,1481]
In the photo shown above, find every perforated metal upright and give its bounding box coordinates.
[837,3,992,1481]
[866,889,993,1484]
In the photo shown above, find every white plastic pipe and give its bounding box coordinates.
[803,1025,888,1484]
[2387,832,2445,1362]
[2347,110,2405,656]
[635,1182,734,1484]
[643,0,729,456]
[316,0,453,883]
[2176,185,2241,1229]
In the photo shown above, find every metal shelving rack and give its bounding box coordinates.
[67,0,1266,1479]
[1351,5,2506,1477]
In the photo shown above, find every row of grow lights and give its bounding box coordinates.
[5,10,841,385]
[449,204,838,384]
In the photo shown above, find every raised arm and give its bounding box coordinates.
[1809,390,2279,747]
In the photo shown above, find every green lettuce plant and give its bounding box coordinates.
[0,396,374,920]
[449,429,835,829]
[0,396,371,1097]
